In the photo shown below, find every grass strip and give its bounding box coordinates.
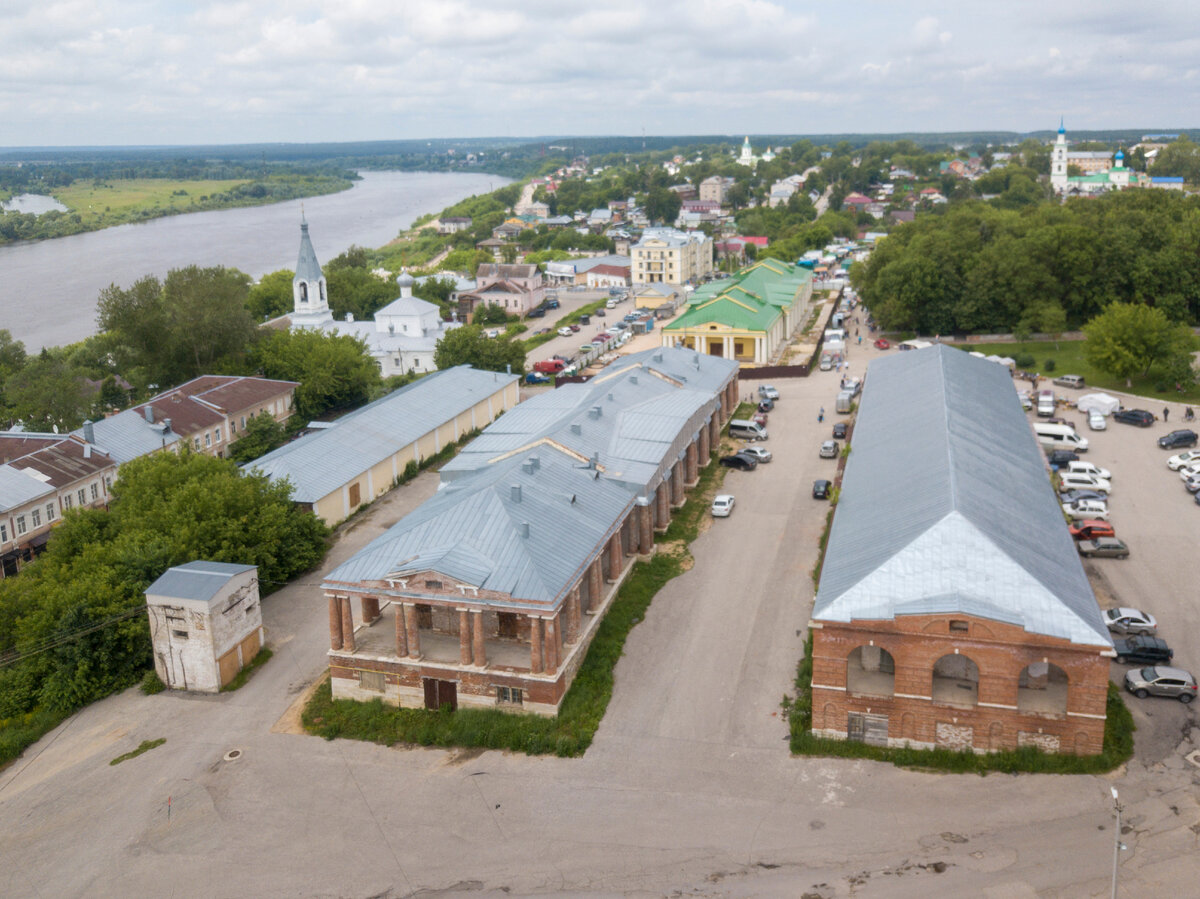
[784,632,1135,774]
[110,738,166,766]
[221,647,274,693]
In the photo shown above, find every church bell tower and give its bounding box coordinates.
[291,216,332,328]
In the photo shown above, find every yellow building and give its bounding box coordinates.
[631,228,713,286]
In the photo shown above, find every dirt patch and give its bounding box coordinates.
[272,671,329,735]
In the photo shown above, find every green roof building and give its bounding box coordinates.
[662,258,813,366]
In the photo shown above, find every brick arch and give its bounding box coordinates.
[846,645,895,697]
[1074,731,1092,755]
[1017,662,1069,715]
[988,721,1005,750]
[900,713,916,740]
[932,652,979,706]
[822,702,840,731]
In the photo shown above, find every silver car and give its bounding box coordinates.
[1124,666,1197,703]
[740,446,772,463]
[819,440,839,459]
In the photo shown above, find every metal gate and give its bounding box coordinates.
[847,712,889,746]
[423,678,458,711]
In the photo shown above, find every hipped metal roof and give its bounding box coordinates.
[146,560,256,604]
[813,344,1111,647]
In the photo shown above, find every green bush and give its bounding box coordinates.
[1014,352,1036,368]
[1044,358,1056,372]
[140,670,166,695]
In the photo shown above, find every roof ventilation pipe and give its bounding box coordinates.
[629,375,638,385]
[82,420,95,444]
[589,406,602,419]
[570,423,582,435]
[144,406,155,424]
[511,484,522,502]
[163,418,172,432]
[520,522,530,538]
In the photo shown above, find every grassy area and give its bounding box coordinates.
[784,632,1135,774]
[110,738,166,766]
[220,647,273,693]
[951,337,1200,404]
[0,708,71,770]
[54,178,250,225]
[303,454,729,756]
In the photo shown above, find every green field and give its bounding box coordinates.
[53,178,251,226]
[951,338,1200,404]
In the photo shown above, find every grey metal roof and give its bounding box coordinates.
[78,410,179,464]
[0,464,54,511]
[294,219,324,282]
[246,366,519,503]
[324,449,634,608]
[813,344,1111,647]
[145,560,256,604]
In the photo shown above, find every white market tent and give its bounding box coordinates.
[1076,393,1121,415]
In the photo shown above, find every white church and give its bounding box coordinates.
[289,219,460,376]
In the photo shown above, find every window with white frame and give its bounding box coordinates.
[90,483,98,501]
[204,432,211,447]
[62,494,72,509]
[0,523,7,542]
[16,516,27,536]
[496,686,523,705]
[31,508,40,527]
[214,427,222,443]
[45,504,55,521]
[194,437,201,450]
[77,488,86,505]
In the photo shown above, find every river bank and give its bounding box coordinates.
[3,170,508,350]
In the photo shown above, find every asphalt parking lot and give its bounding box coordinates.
[2,333,1200,897]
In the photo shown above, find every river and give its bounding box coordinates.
[0,170,508,350]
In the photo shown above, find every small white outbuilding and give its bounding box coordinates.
[145,561,263,693]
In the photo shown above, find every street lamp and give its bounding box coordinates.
[1110,786,1125,899]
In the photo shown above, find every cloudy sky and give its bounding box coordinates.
[3,0,1198,147]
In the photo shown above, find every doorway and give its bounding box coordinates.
[423,678,457,711]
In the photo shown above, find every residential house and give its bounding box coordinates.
[631,228,714,286]
[457,263,545,319]
[699,175,733,204]
[810,345,1111,755]
[320,347,740,715]
[436,216,473,234]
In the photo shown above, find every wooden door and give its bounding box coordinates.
[423,678,458,711]
[348,482,361,507]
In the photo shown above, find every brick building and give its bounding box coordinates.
[810,345,1112,755]
[321,347,740,715]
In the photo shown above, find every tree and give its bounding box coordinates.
[434,325,526,375]
[229,411,289,463]
[97,266,256,387]
[1150,137,1200,183]
[251,328,380,419]
[645,186,682,224]
[5,350,90,431]
[247,269,296,320]
[1083,302,1198,386]
[0,329,27,423]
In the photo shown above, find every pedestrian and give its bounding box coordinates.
[818,407,825,423]
[855,327,860,336]
[1186,407,1195,421]
[1164,406,1170,422]
[858,335,862,345]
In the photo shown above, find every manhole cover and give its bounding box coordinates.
[1185,749,1200,769]
[223,749,243,762]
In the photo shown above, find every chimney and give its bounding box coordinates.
[520,522,530,539]
[630,375,638,385]
[82,420,95,444]
[345,312,354,322]
[589,406,602,419]
[163,418,172,432]
[143,406,154,424]
[570,423,581,435]
[529,455,540,471]
[83,444,91,459]
[607,393,614,402]
[511,484,522,503]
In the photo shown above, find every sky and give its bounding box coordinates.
[2,0,1199,147]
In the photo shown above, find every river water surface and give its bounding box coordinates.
[0,171,507,349]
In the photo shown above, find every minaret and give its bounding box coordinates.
[291,215,332,327]
[1050,118,1069,193]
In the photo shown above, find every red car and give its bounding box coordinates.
[1069,520,1116,541]
[569,323,581,332]
[874,338,891,350]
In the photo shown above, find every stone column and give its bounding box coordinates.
[607,534,622,578]
[698,420,710,462]
[394,603,408,657]
[339,596,355,652]
[404,604,421,658]
[543,615,559,672]
[671,460,685,505]
[458,609,472,665]
[529,616,543,673]
[567,587,581,643]
[328,596,343,651]
[685,442,698,484]
[362,596,380,624]
[710,412,721,448]
[638,503,653,554]
[655,483,669,530]
[472,610,486,667]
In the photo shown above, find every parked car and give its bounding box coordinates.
[1077,536,1129,558]
[557,327,574,337]
[1124,666,1197,703]
[579,343,597,353]
[1068,520,1116,541]
[812,479,832,499]
[711,494,735,517]
[1167,450,1200,470]
[1057,473,1111,493]
[524,372,551,385]
[1046,416,1078,431]
[1113,408,1155,427]
[832,422,848,439]
[527,307,546,319]
[1105,607,1157,634]
[739,446,772,463]
[1158,429,1199,449]
[1046,449,1080,466]
[1177,462,1200,481]
[1065,461,1111,480]
[758,385,779,401]
[594,308,606,317]
[1112,635,1174,665]
[752,411,769,427]
[544,298,560,309]
[719,453,758,471]
[757,400,774,413]
[605,299,618,309]
[819,440,839,459]
[819,354,834,371]
[1183,474,1200,494]
[1062,499,1110,520]
[1088,410,1107,431]
[569,323,581,332]
[873,338,891,350]
[1052,374,1086,389]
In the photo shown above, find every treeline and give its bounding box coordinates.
[0,451,328,763]
[854,190,1200,336]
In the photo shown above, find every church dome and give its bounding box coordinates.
[397,271,415,288]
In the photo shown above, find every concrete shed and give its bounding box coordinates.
[146,561,263,692]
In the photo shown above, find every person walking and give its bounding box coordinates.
[1185,406,1195,421]
[1163,406,1170,422]
[818,407,825,423]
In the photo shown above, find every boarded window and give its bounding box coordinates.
[360,670,385,693]
[949,620,969,633]
[847,712,888,746]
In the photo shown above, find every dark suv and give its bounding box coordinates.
[1158,429,1198,449]
[1112,635,1173,665]
[1046,449,1080,466]
[1113,408,1154,427]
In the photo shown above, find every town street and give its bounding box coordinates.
[1,342,1198,898]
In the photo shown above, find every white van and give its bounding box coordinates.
[835,390,855,414]
[1036,389,1056,417]
[729,419,768,441]
[1034,422,1089,453]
